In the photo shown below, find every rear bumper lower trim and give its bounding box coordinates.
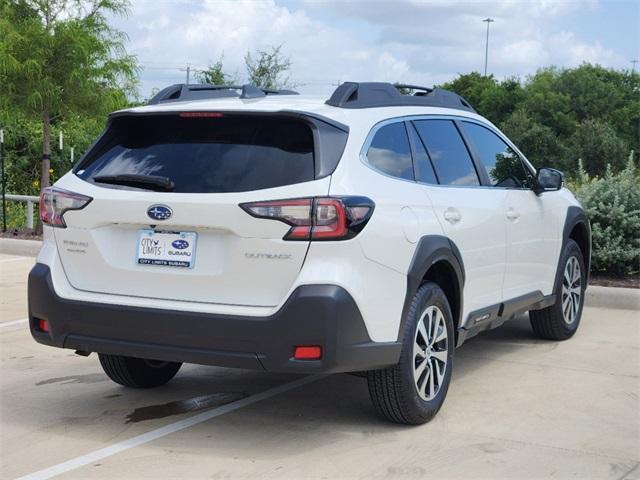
[28,263,401,373]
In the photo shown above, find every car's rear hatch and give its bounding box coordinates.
[53,111,347,308]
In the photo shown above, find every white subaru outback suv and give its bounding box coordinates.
[29,82,591,424]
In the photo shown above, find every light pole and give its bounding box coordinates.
[483,18,495,76]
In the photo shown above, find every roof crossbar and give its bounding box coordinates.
[147,83,299,105]
[325,82,475,112]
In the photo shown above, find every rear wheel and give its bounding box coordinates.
[98,354,182,388]
[367,282,454,425]
[530,239,586,340]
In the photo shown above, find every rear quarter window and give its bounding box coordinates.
[76,114,316,193]
[366,122,414,181]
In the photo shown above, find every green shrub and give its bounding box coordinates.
[0,199,38,231]
[572,154,640,276]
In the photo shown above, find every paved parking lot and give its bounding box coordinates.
[1,253,638,479]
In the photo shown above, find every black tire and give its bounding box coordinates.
[98,354,182,388]
[530,239,586,341]
[367,282,454,425]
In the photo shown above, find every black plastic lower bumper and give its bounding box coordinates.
[28,263,401,373]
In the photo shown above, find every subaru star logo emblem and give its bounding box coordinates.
[172,239,189,249]
[147,204,172,221]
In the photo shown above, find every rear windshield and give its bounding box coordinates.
[76,114,315,193]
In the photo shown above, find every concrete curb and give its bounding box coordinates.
[585,285,639,311]
[0,237,42,257]
[0,238,637,311]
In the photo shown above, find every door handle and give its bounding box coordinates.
[443,208,462,224]
[506,208,520,221]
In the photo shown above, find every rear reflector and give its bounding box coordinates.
[38,319,49,333]
[240,196,374,241]
[294,346,322,360]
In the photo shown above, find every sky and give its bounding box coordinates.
[108,0,640,98]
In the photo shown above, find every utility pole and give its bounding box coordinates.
[1,129,5,232]
[632,59,639,73]
[179,64,191,85]
[181,64,191,85]
[483,17,495,76]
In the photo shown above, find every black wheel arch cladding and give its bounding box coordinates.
[554,206,591,292]
[399,235,465,341]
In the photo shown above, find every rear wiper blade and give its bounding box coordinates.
[93,174,175,192]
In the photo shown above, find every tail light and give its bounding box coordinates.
[240,196,374,241]
[40,187,92,228]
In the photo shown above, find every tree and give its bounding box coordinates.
[567,119,628,176]
[520,67,576,137]
[196,55,235,85]
[477,77,524,126]
[439,73,524,126]
[244,45,293,90]
[441,64,638,178]
[0,0,138,231]
[500,109,566,171]
[439,72,497,114]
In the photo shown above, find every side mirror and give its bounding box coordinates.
[534,167,563,195]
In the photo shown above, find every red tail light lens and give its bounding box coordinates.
[312,198,348,239]
[40,187,92,228]
[240,196,374,241]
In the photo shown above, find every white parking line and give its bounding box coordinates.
[16,374,323,480]
[0,318,28,328]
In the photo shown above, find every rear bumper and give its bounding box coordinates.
[28,263,401,373]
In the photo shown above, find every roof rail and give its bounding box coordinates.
[325,82,475,112]
[147,83,299,105]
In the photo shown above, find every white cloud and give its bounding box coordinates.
[111,0,629,97]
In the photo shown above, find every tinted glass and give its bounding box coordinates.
[407,123,438,184]
[462,122,533,188]
[77,115,315,193]
[367,122,414,181]
[413,120,480,186]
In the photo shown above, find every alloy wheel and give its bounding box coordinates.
[413,305,449,401]
[561,256,582,325]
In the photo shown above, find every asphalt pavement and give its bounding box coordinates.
[1,253,638,480]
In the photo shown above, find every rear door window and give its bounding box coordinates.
[77,114,315,193]
[366,122,414,181]
[413,120,480,186]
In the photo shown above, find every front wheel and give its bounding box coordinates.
[98,354,182,388]
[367,282,454,425]
[530,239,586,340]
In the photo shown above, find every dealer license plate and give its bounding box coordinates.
[136,230,197,268]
